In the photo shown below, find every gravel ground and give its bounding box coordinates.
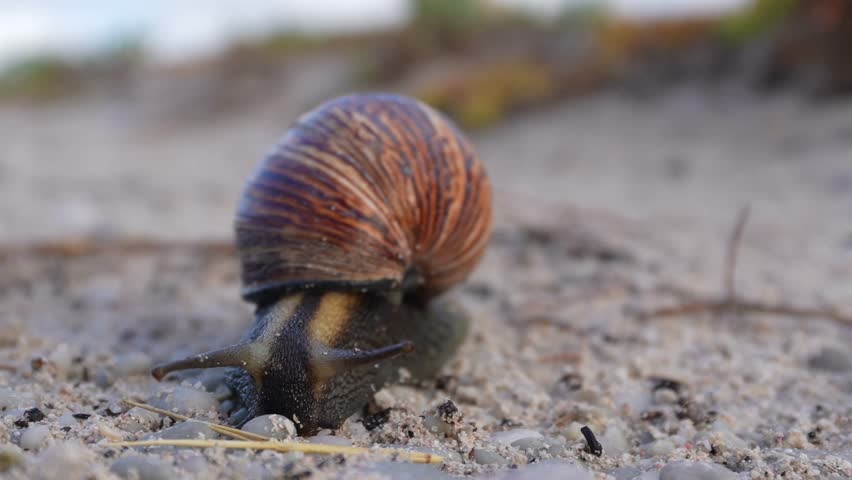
[1,84,851,479]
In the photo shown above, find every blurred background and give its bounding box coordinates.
[1,0,851,243]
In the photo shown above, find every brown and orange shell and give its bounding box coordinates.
[235,93,492,303]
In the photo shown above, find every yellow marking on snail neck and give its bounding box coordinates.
[309,292,358,345]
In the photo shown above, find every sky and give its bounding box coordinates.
[0,0,750,69]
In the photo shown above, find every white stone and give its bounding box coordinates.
[497,460,595,480]
[241,414,297,440]
[307,435,352,447]
[113,352,153,376]
[491,428,543,446]
[111,456,174,480]
[659,461,738,480]
[19,425,51,450]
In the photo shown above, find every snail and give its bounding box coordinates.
[151,93,492,434]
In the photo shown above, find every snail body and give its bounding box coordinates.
[152,93,492,434]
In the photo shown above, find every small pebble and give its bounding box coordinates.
[20,424,51,450]
[23,407,46,422]
[57,413,82,428]
[807,347,852,372]
[0,444,26,472]
[155,420,218,440]
[497,460,595,479]
[99,421,127,441]
[241,414,297,439]
[48,344,75,376]
[94,369,115,388]
[111,456,174,480]
[702,429,748,451]
[357,461,453,479]
[422,400,462,437]
[198,368,230,391]
[228,407,250,426]
[491,428,543,446]
[0,388,32,410]
[177,453,210,476]
[472,448,509,465]
[373,389,396,409]
[643,438,675,456]
[562,422,585,441]
[308,435,352,447]
[34,442,94,479]
[600,423,630,456]
[659,461,737,480]
[422,412,453,436]
[608,466,644,480]
[653,388,679,404]
[113,352,153,376]
[511,435,565,458]
[635,472,661,480]
[362,408,391,431]
[153,387,218,416]
[106,404,124,416]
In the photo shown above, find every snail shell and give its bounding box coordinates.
[236,93,492,302]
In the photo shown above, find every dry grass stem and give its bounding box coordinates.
[122,399,265,441]
[118,400,442,464]
[106,439,442,464]
[638,208,852,327]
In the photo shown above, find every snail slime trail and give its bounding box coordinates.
[151,93,492,434]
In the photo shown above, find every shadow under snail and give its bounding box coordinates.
[151,92,492,435]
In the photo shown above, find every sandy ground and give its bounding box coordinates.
[1,75,851,479]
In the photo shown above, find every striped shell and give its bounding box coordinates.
[235,93,492,303]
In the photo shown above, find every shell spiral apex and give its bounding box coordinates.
[235,92,492,303]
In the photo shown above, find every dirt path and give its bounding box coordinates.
[1,88,851,479]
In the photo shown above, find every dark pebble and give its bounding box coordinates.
[31,357,44,371]
[72,413,92,420]
[558,373,583,391]
[437,400,459,420]
[581,426,603,457]
[362,408,391,431]
[24,408,45,422]
[650,377,683,393]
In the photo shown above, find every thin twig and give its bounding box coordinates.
[106,439,442,464]
[636,209,852,328]
[0,238,234,260]
[724,206,750,300]
[122,399,263,442]
[638,300,852,326]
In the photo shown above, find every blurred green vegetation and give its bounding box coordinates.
[555,2,607,30]
[417,60,555,129]
[0,56,80,101]
[0,34,144,101]
[2,0,844,116]
[412,0,485,34]
[718,0,799,42]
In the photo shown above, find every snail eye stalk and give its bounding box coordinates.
[151,342,264,381]
[311,340,414,381]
